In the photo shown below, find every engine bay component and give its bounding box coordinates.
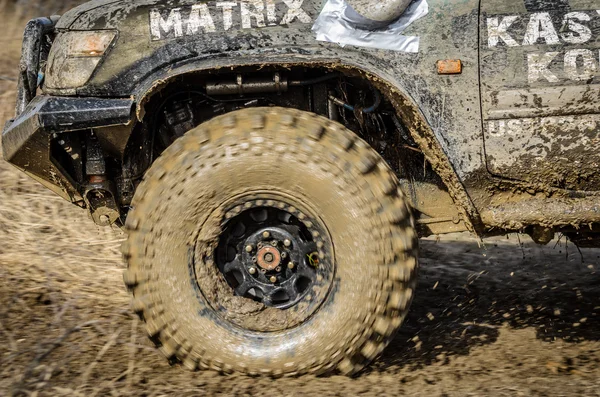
[84,181,120,227]
[206,73,288,96]
[328,88,382,114]
[84,135,120,226]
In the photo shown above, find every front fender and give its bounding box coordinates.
[130,46,482,231]
[53,0,484,229]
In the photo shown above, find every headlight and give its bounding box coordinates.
[45,30,117,90]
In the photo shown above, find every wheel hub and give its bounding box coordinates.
[256,246,281,271]
[213,198,335,311]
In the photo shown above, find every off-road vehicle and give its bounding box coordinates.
[4,0,600,376]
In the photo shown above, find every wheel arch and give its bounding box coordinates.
[130,57,481,233]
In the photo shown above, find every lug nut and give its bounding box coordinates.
[245,244,254,253]
[283,239,292,247]
[288,262,295,269]
[249,267,257,275]
[270,276,277,283]
[262,231,271,239]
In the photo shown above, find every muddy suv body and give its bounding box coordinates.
[3,0,600,375]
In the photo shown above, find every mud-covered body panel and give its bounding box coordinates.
[481,0,600,191]
[52,1,482,163]
[47,0,485,221]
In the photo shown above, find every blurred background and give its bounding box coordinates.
[0,1,598,396]
[0,0,82,123]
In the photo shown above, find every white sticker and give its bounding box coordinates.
[150,8,183,40]
[487,10,598,48]
[527,52,559,83]
[526,49,600,83]
[564,49,597,81]
[150,0,311,41]
[187,4,217,35]
[487,16,519,47]
[217,2,238,31]
[522,12,560,46]
[561,12,592,44]
[241,0,266,29]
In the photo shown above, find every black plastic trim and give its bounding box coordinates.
[2,95,134,202]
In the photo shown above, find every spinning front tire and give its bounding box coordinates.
[123,107,418,376]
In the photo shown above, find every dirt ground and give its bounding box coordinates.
[0,3,599,396]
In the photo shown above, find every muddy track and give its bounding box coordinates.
[0,223,599,396]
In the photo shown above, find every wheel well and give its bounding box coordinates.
[118,66,466,234]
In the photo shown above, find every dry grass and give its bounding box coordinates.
[0,0,85,121]
[0,1,123,298]
[0,3,132,395]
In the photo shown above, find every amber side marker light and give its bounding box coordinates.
[437,59,462,75]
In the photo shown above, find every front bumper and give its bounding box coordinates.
[2,95,134,202]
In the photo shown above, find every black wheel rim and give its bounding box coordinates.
[215,200,331,310]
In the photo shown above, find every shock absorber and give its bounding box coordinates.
[84,133,120,226]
